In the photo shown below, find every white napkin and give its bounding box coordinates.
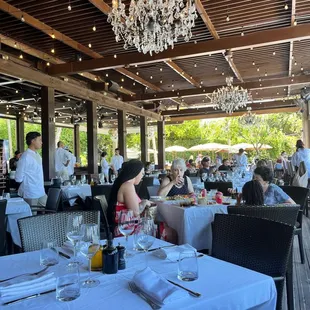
[152,244,196,262]
[133,267,187,304]
[0,273,56,304]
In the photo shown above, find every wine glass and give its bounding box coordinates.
[111,174,116,183]
[79,224,100,288]
[81,175,86,185]
[66,214,84,265]
[118,210,136,258]
[71,175,76,185]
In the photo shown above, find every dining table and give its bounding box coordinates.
[5,197,32,247]
[61,184,92,206]
[0,236,277,309]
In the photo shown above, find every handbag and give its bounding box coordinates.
[292,161,308,188]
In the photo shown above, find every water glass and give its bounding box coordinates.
[178,250,198,282]
[3,193,10,200]
[56,263,80,302]
[81,175,86,185]
[40,240,59,267]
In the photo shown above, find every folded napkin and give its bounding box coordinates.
[0,273,56,304]
[133,267,187,304]
[152,244,196,262]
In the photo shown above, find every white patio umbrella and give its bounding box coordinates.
[189,143,230,152]
[165,145,188,152]
[232,143,273,151]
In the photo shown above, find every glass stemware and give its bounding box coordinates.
[66,214,84,265]
[81,175,86,185]
[79,224,100,288]
[118,210,136,258]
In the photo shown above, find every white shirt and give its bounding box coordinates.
[55,147,71,173]
[101,158,109,176]
[234,153,248,168]
[67,153,76,176]
[291,148,310,177]
[15,148,45,199]
[111,154,124,171]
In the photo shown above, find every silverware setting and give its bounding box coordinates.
[148,245,176,252]
[0,266,49,283]
[128,281,162,309]
[166,279,201,298]
[59,251,71,259]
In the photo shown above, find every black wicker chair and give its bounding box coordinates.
[91,184,112,202]
[0,199,7,256]
[280,185,309,264]
[138,177,155,199]
[212,214,295,310]
[31,187,62,214]
[93,195,109,239]
[18,210,100,252]
[204,181,233,196]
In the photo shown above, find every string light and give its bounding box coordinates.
[221,72,225,76]
[294,61,297,66]
[273,51,276,56]
[114,54,117,58]
[293,19,297,26]
[136,72,139,75]
[257,67,260,72]
[252,61,255,66]
[92,25,96,32]
[301,66,304,71]
[88,43,92,48]
[21,15,25,22]
[51,33,55,39]
[160,67,163,71]
[226,15,230,22]
[19,53,23,59]
[150,76,153,79]
[14,42,17,48]
[46,62,50,66]
[106,73,108,77]
[284,3,288,10]
[68,1,72,11]
[194,63,197,67]
[133,82,136,85]
[264,72,267,77]
[15,90,19,94]
[78,56,82,61]
[160,80,163,84]
[51,48,55,54]
[121,78,124,82]
[215,66,218,71]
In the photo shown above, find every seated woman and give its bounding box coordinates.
[254,166,295,205]
[107,159,151,237]
[240,180,265,206]
[158,158,194,197]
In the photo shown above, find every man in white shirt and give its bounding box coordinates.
[55,141,70,179]
[234,148,248,170]
[111,148,124,176]
[66,149,76,177]
[15,132,47,207]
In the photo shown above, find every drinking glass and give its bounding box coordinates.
[81,175,86,185]
[56,263,80,302]
[3,193,10,200]
[178,250,198,281]
[71,175,76,185]
[118,210,136,258]
[79,224,100,288]
[66,214,84,265]
[40,240,59,267]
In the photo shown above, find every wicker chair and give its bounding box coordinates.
[91,184,112,202]
[0,199,7,256]
[18,211,100,252]
[280,185,309,264]
[212,214,295,310]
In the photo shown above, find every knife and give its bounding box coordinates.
[148,245,176,252]
[59,251,70,259]
[3,288,56,306]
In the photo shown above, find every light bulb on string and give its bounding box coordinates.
[284,3,288,10]
[92,25,96,32]
[226,15,230,22]
[21,15,25,22]
[68,1,72,11]
[88,43,92,48]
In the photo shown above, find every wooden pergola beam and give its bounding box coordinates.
[0,57,162,120]
[288,0,296,95]
[48,24,310,76]
[170,106,299,121]
[125,75,310,101]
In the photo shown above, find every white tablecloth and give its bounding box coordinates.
[157,203,228,251]
[0,236,277,309]
[5,198,32,247]
[61,184,92,206]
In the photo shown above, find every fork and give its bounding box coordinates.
[128,282,162,309]
[0,266,49,283]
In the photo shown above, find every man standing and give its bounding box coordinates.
[15,132,47,207]
[111,148,124,177]
[234,148,248,170]
[55,141,70,180]
[9,150,22,171]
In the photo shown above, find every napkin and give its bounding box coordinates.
[8,197,24,203]
[133,267,187,304]
[152,244,196,262]
[0,273,56,304]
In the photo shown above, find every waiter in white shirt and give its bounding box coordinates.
[15,132,47,207]
[111,148,124,176]
[66,149,76,177]
[55,141,70,180]
[234,148,248,171]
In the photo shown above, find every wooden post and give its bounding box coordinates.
[86,101,98,175]
[74,124,81,163]
[41,86,55,181]
[117,110,127,160]
[302,104,310,148]
[140,116,148,163]
[16,115,25,152]
[157,121,166,169]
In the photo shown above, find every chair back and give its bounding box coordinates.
[212,214,294,309]
[91,184,112,202]
[287,161,295,178]
[138,177,155,199]
[0,200,7,256]
[227,205,299,227]
[18,211,100,252]
[204,181,233,196]
[147,186,160,197]
[45,187,62,212]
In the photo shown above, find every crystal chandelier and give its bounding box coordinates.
[239,107,258,126]
[107,0,198,55]
[212,77,250,114]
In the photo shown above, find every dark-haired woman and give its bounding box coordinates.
[254,166,295,205]
[100,152,109,183]
[241,180,264,206]
[107,159,151,236]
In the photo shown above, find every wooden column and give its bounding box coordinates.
[157,121,166,169]
[86,101,98,175]
[41,86,55,181]
[117,110,127,160]
[74,124,80,163]
[302,104,310,148]
[140,116,148,163]
[16,115,24,152]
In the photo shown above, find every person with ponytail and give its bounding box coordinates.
[107,159,151,236]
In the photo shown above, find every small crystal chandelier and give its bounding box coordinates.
[212,77,250,114]
[107,0,198,55]
[239,107,258,126]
